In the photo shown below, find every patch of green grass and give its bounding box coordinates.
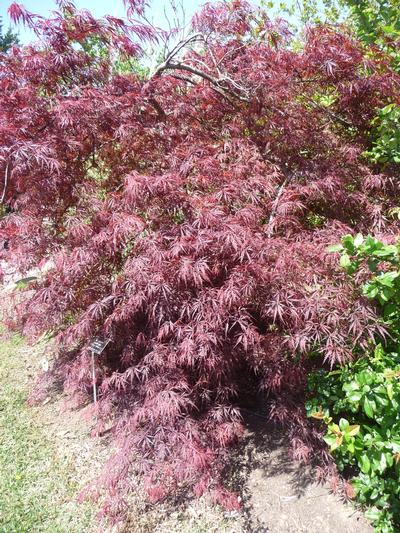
[0,331,96,533]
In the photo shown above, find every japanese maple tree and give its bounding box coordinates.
[1,0,400,519]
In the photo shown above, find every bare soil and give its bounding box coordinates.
[239,415,372,533]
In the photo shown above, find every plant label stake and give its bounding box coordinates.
[89,338,110,404]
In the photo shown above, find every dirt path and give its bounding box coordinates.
[241,419,372,533]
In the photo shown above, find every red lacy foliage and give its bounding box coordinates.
[1,0,400,520]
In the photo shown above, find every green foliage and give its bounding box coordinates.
[81,35,110,61]
[261,0,344,27]
[331,233,400,309]
[14,276,38,290]
[0,16,19,53]
[342,0,400,47]
[114,56,150,78]
[338,1,400,165]
[308,234,400,532]
[266,0,400,47]
[81,34,150,78]
[307,348,400,532]
[306,212,327,228]
[364,104,400,164]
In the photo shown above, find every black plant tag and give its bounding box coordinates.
[89,338,110,355]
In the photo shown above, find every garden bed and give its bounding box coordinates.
[0,326,372,533]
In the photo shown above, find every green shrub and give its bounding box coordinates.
[307,234,400,532]
[364,104,400,165]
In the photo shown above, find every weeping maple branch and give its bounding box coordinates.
[148,97,167,121]
[1,161,11,205]
[266,174,289,238]
[152,34,250,104]
[155,59,249,103]
[307,98,353,128]
[293,72,352,128]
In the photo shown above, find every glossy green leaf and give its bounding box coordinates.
[359,454,371,474]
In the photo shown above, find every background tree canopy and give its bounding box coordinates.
[0,15,18,52]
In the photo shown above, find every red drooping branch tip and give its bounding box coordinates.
[8,3,39,27]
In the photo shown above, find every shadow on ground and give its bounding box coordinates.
[223,411,372,533]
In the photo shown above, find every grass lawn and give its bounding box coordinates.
[0,329,97,533]
[0,326,242,533]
